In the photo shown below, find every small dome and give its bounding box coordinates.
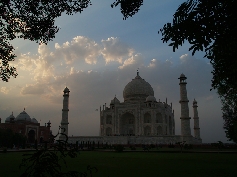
[16,109,31,122]
[146,95,156,102]
[64,87,70,92]
[110,97,120,104]
[179,73,187,79]
[5,113,15,123]
[193,99,197,105]
[123,72,154,102]
[31,118,38,123]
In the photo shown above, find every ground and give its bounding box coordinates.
[1,149,237,177]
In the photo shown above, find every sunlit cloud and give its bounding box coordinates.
[54,36,100,64]
[1,87,9,94]
[101,37,134,64]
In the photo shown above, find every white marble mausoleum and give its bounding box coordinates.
[61,72,202,144]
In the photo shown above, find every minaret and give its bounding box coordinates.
[60,87,70,139]
[178,74,191,136]
[193,99,200,139]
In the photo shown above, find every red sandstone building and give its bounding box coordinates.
[0,108,52,143]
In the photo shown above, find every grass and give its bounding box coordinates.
[0,151,237,177]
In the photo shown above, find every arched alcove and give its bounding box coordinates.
[156,113,162,123]
[169,116,172,135]
[157,126,162,135]
[165,115,168,124]
[28,129,35,143]
[106,127,112,136]
[144,126,151,135]
[144,112,151,123]
[106,115,112,124]
[120,112,135,135]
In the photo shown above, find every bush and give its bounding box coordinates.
[168,144,175,148]
[19,126,98,177]
[149,144,156,148]
[3,147,7,153]
[114,145,124,152]
[184,144,193,150]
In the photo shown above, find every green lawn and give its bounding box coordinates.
[1,151,237,177]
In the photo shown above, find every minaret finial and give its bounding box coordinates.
[24,107,25,111]
[137,68,139,76]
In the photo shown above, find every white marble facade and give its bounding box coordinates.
[66,72,202,144]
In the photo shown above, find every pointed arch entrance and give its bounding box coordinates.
[120,112,135,136]
[28,129,35,143]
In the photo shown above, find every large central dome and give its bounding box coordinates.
[123,72,154,102]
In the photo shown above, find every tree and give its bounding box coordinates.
[0,0,92,82]
[2,0,236,141]
[1,0,143,82]
[114,0,237,142]
[158,0,236,93]
[0,128,26,148]
[157,0,237,142]
[222,97,237,143]
[20,127,97,177]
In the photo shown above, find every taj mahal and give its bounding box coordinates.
[60,72,202,144]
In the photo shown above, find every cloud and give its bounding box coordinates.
[6,36,226,142]
[55,36,100,64]
[118,53,143,69]
[101,37,134,64]
[21,83,45,95]
[16,54,35,71]
[1,87,9,94]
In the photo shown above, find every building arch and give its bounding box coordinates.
[144,112,151,123]
[156,112,162,123]
[157,126,162,135]
[169,116,172,135]
[28,129,35,143]
[144,126,151,135]
[40,137,44,143]
[120,112,135,135]
[106,115,112,124]
[106,127,112,136]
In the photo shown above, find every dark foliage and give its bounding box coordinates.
[158,0,237,93]
[176,141,186,153]
[211,141,224,150]
[1,0,144,82]
[0,128,26,148]
[158,0,237,142]
[114,144,124,152]
[19,126,98,177]
[111,0,143,20]
[184,144,193,150]
[1,0,92,81]
[168,144,175,148]
[222,99,237,143]
[2,0,236,141]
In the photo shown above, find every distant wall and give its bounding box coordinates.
[68,135,202,145]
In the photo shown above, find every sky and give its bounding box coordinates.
[0,0,229,143]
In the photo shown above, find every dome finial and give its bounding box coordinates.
[24,107,25,111]
[137,68,139,76]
